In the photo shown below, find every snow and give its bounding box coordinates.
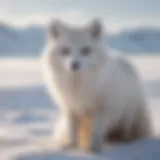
[0,55,160,160]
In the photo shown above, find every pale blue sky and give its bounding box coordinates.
[0,0,159,32]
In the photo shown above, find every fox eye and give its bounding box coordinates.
[81,46,92,56]
[60,46,70,56]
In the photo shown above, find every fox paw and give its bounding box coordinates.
[54,139,77,151]
[87,143,102,153]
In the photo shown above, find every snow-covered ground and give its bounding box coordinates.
[0,55,160,160]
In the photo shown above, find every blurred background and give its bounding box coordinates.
[0,0,160,160]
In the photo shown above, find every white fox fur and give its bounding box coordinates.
[41,19,151,152]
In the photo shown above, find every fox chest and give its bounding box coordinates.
[56,76,102,114]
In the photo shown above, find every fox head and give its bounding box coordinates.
[46,19,107,74]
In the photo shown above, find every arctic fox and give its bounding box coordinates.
[41,19,151,152]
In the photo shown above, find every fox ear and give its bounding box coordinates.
[48,19,66,39]
[88,19,103,39]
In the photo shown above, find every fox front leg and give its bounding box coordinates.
[55,112,78,150]
[89,113,108,153]
[64,112,78,149]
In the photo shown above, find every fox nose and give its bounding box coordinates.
[71,61,80,71]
